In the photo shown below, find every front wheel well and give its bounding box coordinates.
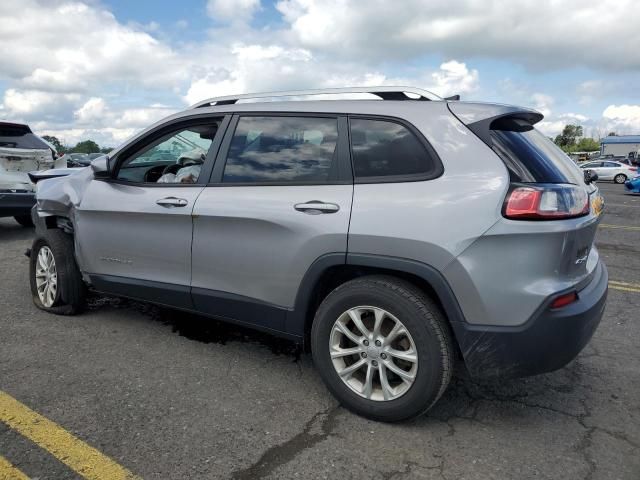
[302,265,452,349]
[42,215,74,234]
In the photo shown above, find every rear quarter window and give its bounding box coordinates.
[490,118,584,185]
[349,118,440,181]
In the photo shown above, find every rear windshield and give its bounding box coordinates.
[0,125,50,150]
[490,118,583,184]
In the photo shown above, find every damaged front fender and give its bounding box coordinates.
[34,167,93,222]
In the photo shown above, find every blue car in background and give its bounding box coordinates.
[624,175,640,193]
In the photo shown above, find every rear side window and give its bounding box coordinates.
[0,125,50,150]
[490,118,583,184]
[349,118,438,180]
[222,116,338,183]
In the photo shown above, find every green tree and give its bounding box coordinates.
[553,125,583,149]
[575,137,600,152]
[100,147,114,154]
[70,140,100,154]
[41,135,65,153]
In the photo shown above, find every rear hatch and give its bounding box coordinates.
[449,102,603,286]
[0,123,57,191]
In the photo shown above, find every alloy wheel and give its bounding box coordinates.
[329,306,418,401]
[35,246,58,307]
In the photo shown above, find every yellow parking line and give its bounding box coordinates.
[609,280,640,293]
[0,391,140,480]
[610,280,640,288]
[0,456,30,480]
[600,224,640,231]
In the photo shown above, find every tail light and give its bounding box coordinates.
[630,167,638,172]
[503,184,589,220]
[550,291,578,309]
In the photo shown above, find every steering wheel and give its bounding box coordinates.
[143,164,168,183]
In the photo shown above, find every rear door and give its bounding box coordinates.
[600,161,620,180]
[75,116,228,308]
[191,114,353,332]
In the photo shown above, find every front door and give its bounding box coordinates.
[75,117,227,308]
[191,114,353,332]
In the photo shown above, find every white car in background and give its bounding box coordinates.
[0,121,66,226]
[579,160,638,184]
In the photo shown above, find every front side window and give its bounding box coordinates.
[349,118,437,180]
[581,162,602,169]
[116,122,220,184]
[222,116,338,183]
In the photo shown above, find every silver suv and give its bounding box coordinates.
[29,87,608,422]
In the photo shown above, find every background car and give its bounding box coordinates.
[579,160,637,183]
[0,121,66,226]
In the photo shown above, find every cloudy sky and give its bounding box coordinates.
[1,0,639,147]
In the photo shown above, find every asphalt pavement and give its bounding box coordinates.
[1,182,639,479]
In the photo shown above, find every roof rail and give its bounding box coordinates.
[190,86,443,109]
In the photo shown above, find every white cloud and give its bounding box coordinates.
[430,61,478,96]
[207,0,261,21]
[74,97,108,124]
[537,114,591,137]
[0,0,636,149]
[531,93,554,117]
[275,0,640,70]
[0,0,185,92]
[602,105,640,135]
[185,44,316,104]
[1,89,81,118]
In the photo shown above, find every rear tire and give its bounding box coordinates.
[14,215,33,227]
[311,275,454,422]
[614,174,627,184]
[29,229,86,315]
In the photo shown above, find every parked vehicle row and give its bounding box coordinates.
[579,159,637,183]
[28,87,608,422]
[0,121,66,226]
[60,152,105,167]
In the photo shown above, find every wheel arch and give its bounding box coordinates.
[287,253,467,351]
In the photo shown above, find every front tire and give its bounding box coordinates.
[614,174,627,184]
[311,276,454,422]
[14,215,33,227]
[29,230,86,315]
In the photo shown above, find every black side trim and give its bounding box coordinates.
[346,253,467,325]
[286,253,347,336]
[192,287,287,332]
[89,274,193,310]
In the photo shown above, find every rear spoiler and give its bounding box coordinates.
[447,102,544,146]
[28,167,84,184]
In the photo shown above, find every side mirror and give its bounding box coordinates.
[584,169,598,184]
[90,155,111,179]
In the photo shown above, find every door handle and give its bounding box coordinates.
[294,201,340,214]
[156,197,188,207]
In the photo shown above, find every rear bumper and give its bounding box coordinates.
[452,260,608,378]
[0,191,36,217]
